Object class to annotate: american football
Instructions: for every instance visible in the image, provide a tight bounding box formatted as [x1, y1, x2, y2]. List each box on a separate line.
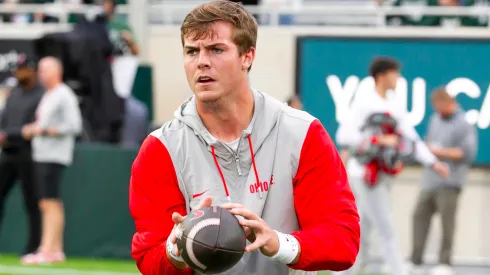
[175, 206, 246, 274]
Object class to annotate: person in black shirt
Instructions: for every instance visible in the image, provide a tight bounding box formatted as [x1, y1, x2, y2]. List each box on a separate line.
[0, 54, 44, 261]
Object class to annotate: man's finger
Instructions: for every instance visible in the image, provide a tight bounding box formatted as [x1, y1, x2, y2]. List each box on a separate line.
[173, 244, 181, 256]
[245, 239, 265, 253]
[220, 203, 245, 210]
[172, 212, 185, 224]
[239, 219, 262, 230]
[245, 229, 257, 243]
[169, 233, 177, 243]
[168, 224, 177, 243]
[199, 196, 213, 208]
[244, 226, 252, 237]
[231, 207, 260, 221]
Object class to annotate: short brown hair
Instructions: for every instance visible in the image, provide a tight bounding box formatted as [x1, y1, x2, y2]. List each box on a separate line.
[431, 86, 454, 102]
[180, 0, 258, 57]
[369, 56, 400, 79]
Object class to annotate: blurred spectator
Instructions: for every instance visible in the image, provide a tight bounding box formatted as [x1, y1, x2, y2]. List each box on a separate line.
[0, 54, 43, 261]
[409, 87, 478, 275]
[286, 94, 303, 110]
[34, 0, 82, 24]
[230, 0, 260, 5]
[97, 0, 139, 56]
[93, 0, 148, 148]
[21, 56, 82, 265]
[1, 0, 35, 23]
[435, 0, 485, 27]
[0, 77, 18, 112]
[386, 0, 488, 27]
[120, 96, 149, 148]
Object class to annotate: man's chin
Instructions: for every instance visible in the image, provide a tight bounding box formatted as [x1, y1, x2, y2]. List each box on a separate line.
[195, 90, 222, 103]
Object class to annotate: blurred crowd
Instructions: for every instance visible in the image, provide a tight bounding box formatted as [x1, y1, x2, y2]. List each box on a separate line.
[0, 0, 148, 148]
[0, 0, 127, 24]
[380, 0, 490, 28]
[0, 0, 150, 265]
[1, 0, 488, 28]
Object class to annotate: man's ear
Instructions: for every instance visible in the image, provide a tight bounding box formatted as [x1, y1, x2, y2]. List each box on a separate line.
[242, 47, 255, 71]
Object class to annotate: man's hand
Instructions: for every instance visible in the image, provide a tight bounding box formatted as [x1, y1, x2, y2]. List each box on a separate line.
[221, 203, 279, 257]
[432, 161, 450, 178]
[45, 128, 59, 136]
[167, 196, 213, 269]
[21, 124, 36, 140]
[121, 30, 134, 45]
[22, 123, 44, 140]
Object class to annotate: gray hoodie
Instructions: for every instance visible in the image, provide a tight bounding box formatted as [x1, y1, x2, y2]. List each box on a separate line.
[129, 90, 360, 275]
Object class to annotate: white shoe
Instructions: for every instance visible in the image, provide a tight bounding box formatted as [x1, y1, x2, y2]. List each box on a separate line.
[430, 265, 454, 275]
[406, 261, 425, 275]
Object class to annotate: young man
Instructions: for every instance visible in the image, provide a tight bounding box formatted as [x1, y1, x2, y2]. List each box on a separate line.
[409, 88, 477, 275]
[21, 57, 82, 265]
[335, 57, 449, 275]
[129, 1, 360, 275]
[335, 135, 376, 275]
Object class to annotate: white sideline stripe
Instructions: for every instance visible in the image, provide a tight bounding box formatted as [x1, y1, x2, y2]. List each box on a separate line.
[0, 265, 141, 275]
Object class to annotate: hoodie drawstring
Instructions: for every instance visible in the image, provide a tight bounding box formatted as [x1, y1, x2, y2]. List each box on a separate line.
[211, 146, 231, 202]
[247, 135, 262, 199]
[210, 134, 262, 202]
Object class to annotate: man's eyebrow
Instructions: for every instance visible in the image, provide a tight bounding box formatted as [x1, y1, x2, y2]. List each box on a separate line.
[184, 43, 228, 49]
[206, 43, 227, 48]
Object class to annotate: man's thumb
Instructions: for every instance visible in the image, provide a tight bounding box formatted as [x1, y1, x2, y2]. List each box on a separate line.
[172, 212, 184, 224]
[199, 196, 213, 208]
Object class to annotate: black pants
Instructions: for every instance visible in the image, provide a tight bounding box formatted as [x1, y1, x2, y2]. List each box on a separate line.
[0, 151, 41, 255]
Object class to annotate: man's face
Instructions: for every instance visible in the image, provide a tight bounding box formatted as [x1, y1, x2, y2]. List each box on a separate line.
[183, 21, 254, 103]
[289, 99, 303, 110]
[102, 0, 114, 15]
[37, 62, 52, 87]
[432, 99, 454, 117]
[15, 67, 35, 85]
[384, 69, 400, 90]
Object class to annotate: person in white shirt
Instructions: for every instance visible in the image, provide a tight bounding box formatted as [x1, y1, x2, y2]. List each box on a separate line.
[334, 57, 449, 275]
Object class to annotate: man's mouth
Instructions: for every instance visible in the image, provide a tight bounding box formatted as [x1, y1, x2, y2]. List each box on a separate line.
[197, 76, 215, 84]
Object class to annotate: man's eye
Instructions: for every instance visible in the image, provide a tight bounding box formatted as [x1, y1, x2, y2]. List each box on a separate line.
[212, 48, 223, 53]
[187, 49, 197, 55]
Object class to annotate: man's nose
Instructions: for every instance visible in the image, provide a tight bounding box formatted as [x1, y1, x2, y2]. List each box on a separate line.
[197, 51, 211, 69]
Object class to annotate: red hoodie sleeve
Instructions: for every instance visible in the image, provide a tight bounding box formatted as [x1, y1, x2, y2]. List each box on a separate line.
[129, 135, 193, 275]
[288, 119, 360, 271]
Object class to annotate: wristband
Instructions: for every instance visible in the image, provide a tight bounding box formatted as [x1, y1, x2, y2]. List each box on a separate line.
[269, 230, 299, 265]
[166, 229, 184, 262]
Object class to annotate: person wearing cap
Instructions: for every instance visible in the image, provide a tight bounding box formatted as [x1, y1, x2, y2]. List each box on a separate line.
[0, 54, 44, 261]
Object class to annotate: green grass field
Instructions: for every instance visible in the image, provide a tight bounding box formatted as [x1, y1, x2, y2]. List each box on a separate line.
[0, 254, 139, 275]
[0, 254, 380, 275]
